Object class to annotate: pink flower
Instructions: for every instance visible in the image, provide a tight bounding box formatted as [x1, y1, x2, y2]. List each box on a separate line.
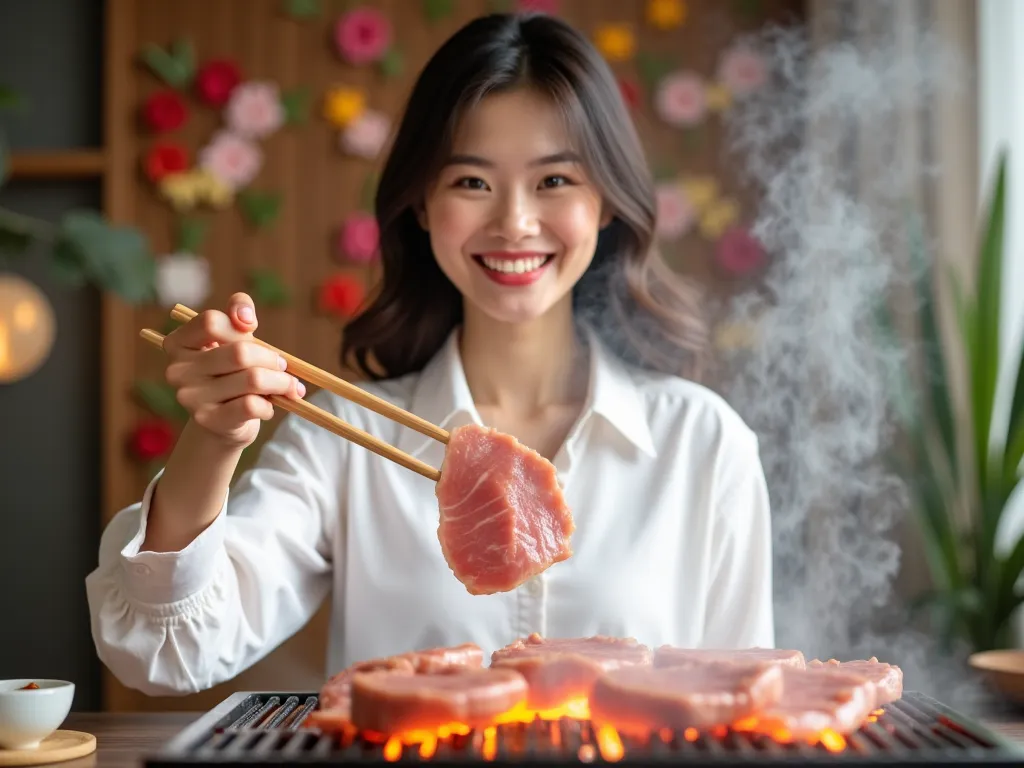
[654, 71, 707, 127]
[335, 7, 392, 65]
[340, 109, 391, 159]
[516, 0, 560, 13]
[199, 131, 262, 190]
[716, 226, 767, 277]
[718, 46, 768, 97]
[338, 212, 380, 263]
[655, 184, 696, 241]
[225, 81, 285, 139]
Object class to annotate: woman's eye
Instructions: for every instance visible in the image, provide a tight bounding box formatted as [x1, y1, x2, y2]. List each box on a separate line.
[455, 177, 489, 190]
[541, 175, 571, 188]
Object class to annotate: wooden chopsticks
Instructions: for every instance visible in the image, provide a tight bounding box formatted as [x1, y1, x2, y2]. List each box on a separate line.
[139, 309, 447, 483]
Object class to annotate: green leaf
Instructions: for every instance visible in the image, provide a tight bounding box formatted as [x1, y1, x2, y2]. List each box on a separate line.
[284, 0, 321, 18]
[281, 87, 311, 125]
[48, 239, 87, 288]
[56, 210, 156, 303]
[176, 216, 208, 253]
[170, 37, 197, 85]
[972, 151, 1007, 496]
[908, 211, 958, 483]
[360, 173, 379, 212]
[0, 213, 34, 258]
[133, 380, 189, 423]
[248, 268, 292, 308]
[422, 0, 454, 22]
[995, 497, 1024, 629]
[378, 48, 404, 78]
[140, 42, 191, 88]
[1005, 329, 1024, 485]
[0, 85, 20, 110]
[636, 52, 673, 91]
[238, 190, 282, 230]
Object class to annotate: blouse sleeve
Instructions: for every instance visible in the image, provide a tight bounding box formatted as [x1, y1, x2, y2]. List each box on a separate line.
[85, 389, 344, 696]
[701, 425, 776, 649]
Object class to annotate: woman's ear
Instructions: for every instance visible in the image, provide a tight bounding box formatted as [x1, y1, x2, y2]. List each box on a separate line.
[599, 204, 614, 230]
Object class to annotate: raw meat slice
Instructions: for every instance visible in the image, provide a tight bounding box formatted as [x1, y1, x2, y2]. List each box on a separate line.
[654, 646, 806, 670]
[350, 667, 528, 733]
[401, 642, 485, 673]
[435, 424, 574, 595]
[589, 661, 784, 737]
[310, 656, 417, 732]
[759, 667, 878, 736]
[491, 635, 652, 709]
[808, 657, 903, 704]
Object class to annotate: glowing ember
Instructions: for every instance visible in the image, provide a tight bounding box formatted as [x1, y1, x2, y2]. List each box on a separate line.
[382, 735, 401, 762]
[482, 726, 497, 761]
[595, 725, 624, 762]
[683, 727, 699, 742]
[818, 729, 847, 752]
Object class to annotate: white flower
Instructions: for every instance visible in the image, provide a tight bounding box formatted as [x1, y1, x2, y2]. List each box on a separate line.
[340, 109, 392, 159]
[155, 252, 211, 308]
[225, 81, 285, 139]
[199, 130, 263, 190]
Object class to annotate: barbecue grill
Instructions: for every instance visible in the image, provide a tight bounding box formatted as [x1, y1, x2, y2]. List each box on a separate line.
[144, 690, 1023, 767]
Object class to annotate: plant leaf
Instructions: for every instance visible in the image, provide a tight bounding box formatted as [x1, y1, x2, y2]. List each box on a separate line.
[908, 211, 958, 482]
[176, 216, 208, 253]
[0, 213, 34, 258]
[972, 151, 1007, 497]
[422, 0, 454, 22]
[1005, 329, 1024, 486]
[133, 380, 189, 422]
[281, 87, 311, 125]
[238, 190, 282, 230]
[248, 268, 291, 308]
[378, 48, 404, 78]
[170, 37, 197, 86]
[284, 0, 321, 18]
[56, 210, 156, 303]
[994, 514, 1024, 630]
[140, 42, 190, 88]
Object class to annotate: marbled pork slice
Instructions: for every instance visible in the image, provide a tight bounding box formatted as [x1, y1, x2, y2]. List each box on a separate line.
[435, 424, 574, 595]
[808, 657, 903, 704]
[654, 646, 806, 670]
[759, 667, 878, 736]
[491, 634, 652, 709]
[589, 662, 784, 737]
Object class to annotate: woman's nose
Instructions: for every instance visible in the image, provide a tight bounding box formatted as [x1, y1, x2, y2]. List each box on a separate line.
[489, 191, 540, 241]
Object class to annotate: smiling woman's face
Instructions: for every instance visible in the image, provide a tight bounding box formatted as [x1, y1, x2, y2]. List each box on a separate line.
[420, 88, 609, 325]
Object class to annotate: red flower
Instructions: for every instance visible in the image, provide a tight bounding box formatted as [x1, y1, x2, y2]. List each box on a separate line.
[143, 141, 188, 182]
[130, 419, 177, 461]
[195, 59, 242, 106]
[716, 226, 767, 277]
[319, 274, 366, 318]
[619, 77, 642, 111]
[142, 89, 188, 133]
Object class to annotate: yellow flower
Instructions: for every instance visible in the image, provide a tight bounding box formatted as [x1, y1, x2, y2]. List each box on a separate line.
[714, 321, 757, 351]
[679, 175, 719, 212]
[647, 0, 687, 30]
[704, 83, 733, 112]
[195, 169, 234, 209]
[594, 24, 635, 62]
[159, 171, 202, 211]
[323, 86, 366, 128]
[698, 197, 739, 240]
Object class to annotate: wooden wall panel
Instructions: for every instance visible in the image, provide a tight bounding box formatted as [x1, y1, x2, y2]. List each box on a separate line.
[101, 0, 805, 711]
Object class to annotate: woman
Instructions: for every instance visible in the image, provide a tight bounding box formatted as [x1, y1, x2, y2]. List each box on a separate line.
[86, 12, 773, 697]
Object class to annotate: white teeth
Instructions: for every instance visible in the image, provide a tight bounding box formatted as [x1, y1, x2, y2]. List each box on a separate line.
[480, 255, 548, 273]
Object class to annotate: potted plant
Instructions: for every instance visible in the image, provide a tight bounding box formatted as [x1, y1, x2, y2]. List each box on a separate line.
[886, 148, 1024, 652]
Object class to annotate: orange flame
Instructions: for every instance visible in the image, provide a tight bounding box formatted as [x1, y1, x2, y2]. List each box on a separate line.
[595, 725, 624, 762]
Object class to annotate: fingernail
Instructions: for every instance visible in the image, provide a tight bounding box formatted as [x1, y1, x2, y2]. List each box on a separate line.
[278, 356, 287, 370]
[297, 380, 306, 397]
[238, 306, 255, 323]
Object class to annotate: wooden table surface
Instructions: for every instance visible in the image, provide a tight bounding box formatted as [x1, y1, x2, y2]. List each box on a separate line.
[5, 711, 1019, 767]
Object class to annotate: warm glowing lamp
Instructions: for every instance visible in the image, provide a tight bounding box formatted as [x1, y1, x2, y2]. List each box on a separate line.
[0, 274, 56, 384]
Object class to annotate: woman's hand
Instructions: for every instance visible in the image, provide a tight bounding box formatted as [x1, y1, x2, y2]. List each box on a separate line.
[162, 292, 305, 448]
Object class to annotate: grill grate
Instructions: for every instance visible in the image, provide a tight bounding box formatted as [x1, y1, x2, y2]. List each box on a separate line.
[144, 691, 1023, 767]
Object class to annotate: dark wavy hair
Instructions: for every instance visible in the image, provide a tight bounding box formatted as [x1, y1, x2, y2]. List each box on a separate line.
[341, 12, 707, 380]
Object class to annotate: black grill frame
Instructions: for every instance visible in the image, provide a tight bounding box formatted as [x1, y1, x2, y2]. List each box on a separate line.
[143, 690, 1024, 767]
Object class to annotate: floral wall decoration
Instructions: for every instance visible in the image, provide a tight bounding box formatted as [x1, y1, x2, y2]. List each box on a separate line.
[123, 0, 793, 473]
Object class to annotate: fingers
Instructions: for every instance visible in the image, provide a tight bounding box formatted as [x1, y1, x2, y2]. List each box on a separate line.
[228, 292, 257, 334]
[193, 395, 275, 434]
[164, 309, 245, 353]
[165, 341, 286, 385]
[177, 368, 305, 413]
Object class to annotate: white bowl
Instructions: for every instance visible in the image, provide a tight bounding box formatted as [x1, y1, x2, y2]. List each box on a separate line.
[0, 680, 75, 750]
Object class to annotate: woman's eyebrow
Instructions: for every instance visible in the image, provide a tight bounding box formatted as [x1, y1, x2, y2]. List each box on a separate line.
[443, 150, 582, 168]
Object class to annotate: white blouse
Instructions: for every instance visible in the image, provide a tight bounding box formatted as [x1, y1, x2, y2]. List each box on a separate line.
[86, 328, 775, 697]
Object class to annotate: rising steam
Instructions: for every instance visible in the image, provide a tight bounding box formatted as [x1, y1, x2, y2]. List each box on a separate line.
[716, 7, 992, 711]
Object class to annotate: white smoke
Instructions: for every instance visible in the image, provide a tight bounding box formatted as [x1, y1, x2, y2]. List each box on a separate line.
[715, 10, 995, 713]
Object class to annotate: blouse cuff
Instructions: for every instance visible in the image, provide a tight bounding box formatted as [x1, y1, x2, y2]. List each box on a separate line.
[118, 470, 229, 605]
